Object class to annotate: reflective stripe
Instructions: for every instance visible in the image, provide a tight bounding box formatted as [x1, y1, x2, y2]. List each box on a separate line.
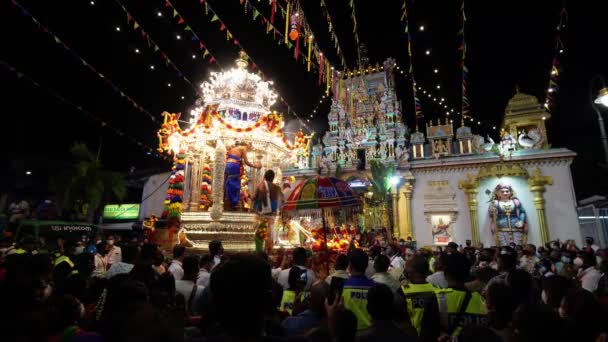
[437, 291, 449, 328]
[434, 289, 488, 335]
[54, 255, 75, 268]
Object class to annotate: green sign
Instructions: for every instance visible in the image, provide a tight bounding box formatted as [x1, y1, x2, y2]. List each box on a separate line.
[103, 204, 140, 220]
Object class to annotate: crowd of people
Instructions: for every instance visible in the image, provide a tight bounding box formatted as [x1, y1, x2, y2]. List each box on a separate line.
[0, 232, 607, 341]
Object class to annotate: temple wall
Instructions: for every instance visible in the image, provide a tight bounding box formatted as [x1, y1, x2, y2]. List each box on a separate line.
[409, 149, 581, 247]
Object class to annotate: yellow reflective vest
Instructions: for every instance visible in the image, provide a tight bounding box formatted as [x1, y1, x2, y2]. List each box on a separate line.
[435, 288, 488, 336]
[279, 290, 296, 315]
[401, 282, 438, 335]
[343, 286, 372, 330]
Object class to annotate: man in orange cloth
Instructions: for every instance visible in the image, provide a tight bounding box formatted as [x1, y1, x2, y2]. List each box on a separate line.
[225, 141, 261, 210]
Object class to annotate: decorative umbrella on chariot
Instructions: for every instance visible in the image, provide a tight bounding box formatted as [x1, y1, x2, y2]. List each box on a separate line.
[283, 176, 362, 265]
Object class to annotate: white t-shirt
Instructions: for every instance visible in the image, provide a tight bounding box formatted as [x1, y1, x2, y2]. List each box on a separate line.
[426, 271, 448, 289]
[277, 265, 315, 290]
[197, 269, 211, 287]
[175, 280, 204, 314]
[168, 260, 184, 280]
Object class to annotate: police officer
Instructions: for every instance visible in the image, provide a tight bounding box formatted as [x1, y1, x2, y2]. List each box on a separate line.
[435, 252, 488, 337]
[343, 248, 375, 331]
[279, 266, 308, 315]
[400, 255, 440, 342]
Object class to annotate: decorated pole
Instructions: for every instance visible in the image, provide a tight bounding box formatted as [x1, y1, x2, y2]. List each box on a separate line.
[210, 140, 226, 222]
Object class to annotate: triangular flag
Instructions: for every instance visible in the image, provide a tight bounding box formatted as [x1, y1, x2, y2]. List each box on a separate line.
[54, 36, 61, 43]
[220, 23, 226, 31]
[173, 9, 178, 17]
[154, 45, 159, 51]
[227, 31, 232, 40]
[134, 21, 139, 29]
[184, 25, 192, 31]
[199, 42, 205, 50]
[165, 1, 171, 7]
[253, 8, 259, 20]
[211, 14, 219, 22]
[233, 39, 239, 45]
[177, 17, 185, 24]
[16, 72, 23, 78]
[203, 49, 210, 57]
[209, 57, 216, 63]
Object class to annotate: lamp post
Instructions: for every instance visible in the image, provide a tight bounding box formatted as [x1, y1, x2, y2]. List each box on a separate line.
[591, 75, 608, 166]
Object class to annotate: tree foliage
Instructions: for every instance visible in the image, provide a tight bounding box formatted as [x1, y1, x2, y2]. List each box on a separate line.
[369, 160, 395, 203]
[51, 142, 126, 222]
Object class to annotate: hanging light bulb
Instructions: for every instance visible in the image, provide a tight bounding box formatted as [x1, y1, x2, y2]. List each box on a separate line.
[434, 68, 439, 74]
[419, 25, 425, 31]
[425, 50, 431, 55]
[157, 11, 163, 17]
[135, 48, 140, 54]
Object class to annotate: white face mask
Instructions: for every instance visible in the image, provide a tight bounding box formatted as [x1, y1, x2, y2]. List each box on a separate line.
[573, 257, 584, 267]
[500, 251, 508, 255]
[74, 246, 85, 255]
[541, 290, 548, 304]
[597, 256, 602, 266]
[107, 239, 114, 246]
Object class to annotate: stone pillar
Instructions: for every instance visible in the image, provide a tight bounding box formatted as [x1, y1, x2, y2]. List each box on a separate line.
[458, 174, 481, 246]
[399, 180, 414, 240]
[528, 168, 553, 245]
[210, 141, 226, 222]
[391, 184, 400, 239]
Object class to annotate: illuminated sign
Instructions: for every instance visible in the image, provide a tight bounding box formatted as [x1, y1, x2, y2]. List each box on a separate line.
[103, 204, 140, 220]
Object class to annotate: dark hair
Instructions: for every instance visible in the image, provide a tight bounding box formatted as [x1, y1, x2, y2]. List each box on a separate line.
[209, 240, 223, 256]
[292, 247, 308, 266]
[506, 269, 533, 305]
[199, 254, 213, 268]
[140, 243, 158, 262]
[513, 303, 561, 341]
[541, 275, 574, 309]
[486, 282, 516, 330]
[122, 244, 138, 264]
[348, 249, 368, 274]
[367, 283, 394, 320]
[172, 245, 186, 259]
[578, 251, 597, 267]
[183, 255, 200, 279]
[209, 254, 272, 338]
[411, 255, 430, 276]
[368, 245, 382, 259]
[288, 266, 307, 291]
[336, 309, 358, 342]
[264, 170, 275, 182]
[373, 254, 390, 273]
[497, 252, 517, 272]
[335, 254, 349, 271]
[443, 252, 470, 283]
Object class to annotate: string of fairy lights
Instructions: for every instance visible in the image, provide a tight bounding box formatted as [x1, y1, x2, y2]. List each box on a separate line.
[11, 0, 567, 153]
[0, 59, 170, 161]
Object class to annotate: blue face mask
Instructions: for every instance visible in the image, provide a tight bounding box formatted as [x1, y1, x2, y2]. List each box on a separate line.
[561, 256, 570, 264]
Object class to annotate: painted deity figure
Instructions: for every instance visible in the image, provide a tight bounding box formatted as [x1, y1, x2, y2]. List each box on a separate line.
[489, 183, 527, 246]
[225, 142, 262, 210]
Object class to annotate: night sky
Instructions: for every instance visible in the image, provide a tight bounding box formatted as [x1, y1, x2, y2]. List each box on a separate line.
[1, 0, 607, 200]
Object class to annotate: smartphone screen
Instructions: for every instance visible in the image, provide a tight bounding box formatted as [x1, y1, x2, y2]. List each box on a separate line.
[328, 276, 345, 303]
